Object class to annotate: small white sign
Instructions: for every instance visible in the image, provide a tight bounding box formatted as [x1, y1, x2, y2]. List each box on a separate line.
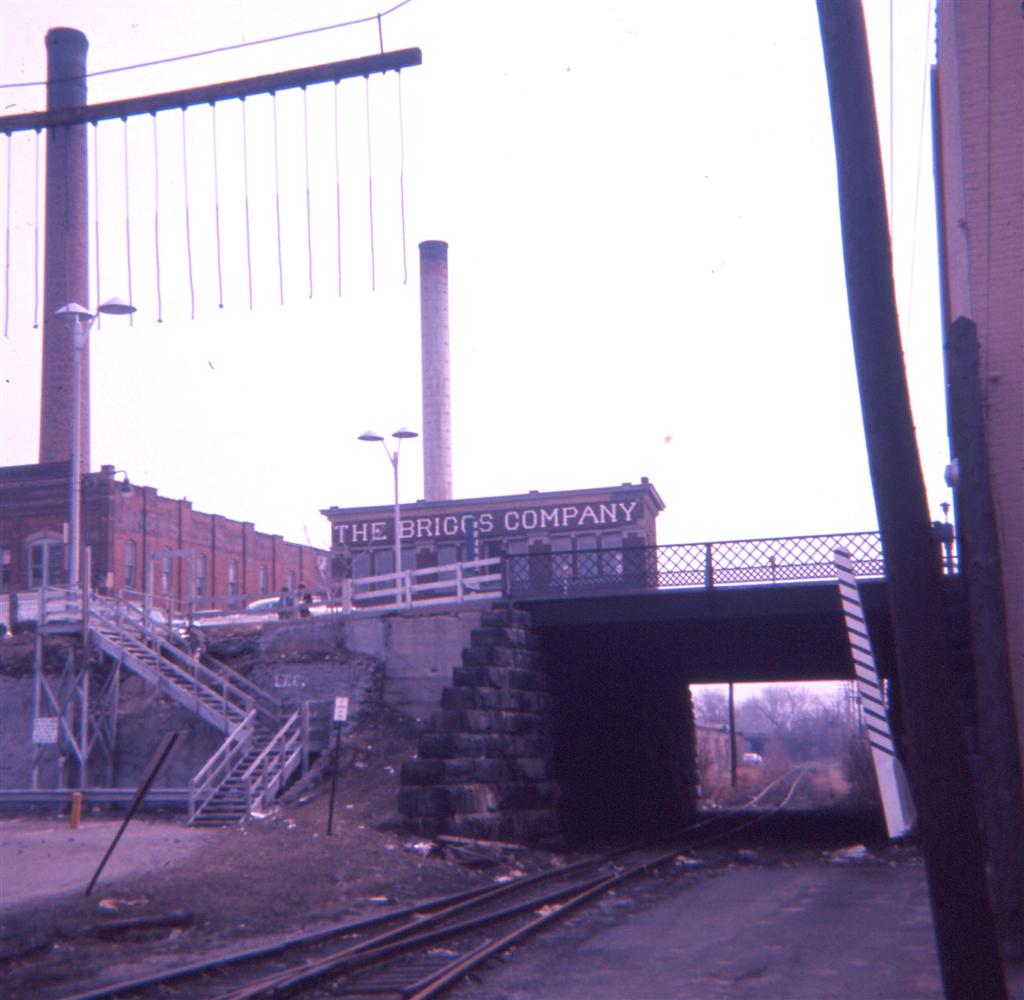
[333, 696, 350, 723]
[32, 717, 59, 744]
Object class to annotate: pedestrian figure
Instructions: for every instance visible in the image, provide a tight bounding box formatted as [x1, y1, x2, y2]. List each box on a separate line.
[279, 585, 297, 621]
[298, 583, 313, 619]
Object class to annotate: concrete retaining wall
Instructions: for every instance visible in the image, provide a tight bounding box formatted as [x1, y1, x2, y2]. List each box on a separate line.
[0, 606, 487, 792]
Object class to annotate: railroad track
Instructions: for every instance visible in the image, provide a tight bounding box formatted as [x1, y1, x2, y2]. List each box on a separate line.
[59, 787, 809, 1000]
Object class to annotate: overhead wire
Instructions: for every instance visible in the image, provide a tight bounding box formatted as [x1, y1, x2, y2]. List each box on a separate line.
[334, 82, 342, 297]
[3, 135, 10, 338]
[242, 98, 254, 309]
[33, 130, 40, 328]
[181, 108, 196, 319]
[211, 102, 224, 308]
[0, 0, 416, 91]
[272, 91, 285, 305]
[303, 87, 313, 299]
[92, 123, 101, 324]
[398, 72, 408, 285]
[122, 118, 134, 326]
[152, 114, 163, 322]
[365, 76, 376, 292]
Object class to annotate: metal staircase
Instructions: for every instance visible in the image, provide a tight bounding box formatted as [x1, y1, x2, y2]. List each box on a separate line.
[85, 594, 305, 825]
[188, 710, 304, 826]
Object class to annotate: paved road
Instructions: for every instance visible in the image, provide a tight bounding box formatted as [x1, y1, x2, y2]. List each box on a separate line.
[460, 859, 1022, 1000]
[0, 817, 212, 910]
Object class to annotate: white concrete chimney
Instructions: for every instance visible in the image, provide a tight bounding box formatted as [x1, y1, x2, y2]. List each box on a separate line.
[419, 240, 452, 501]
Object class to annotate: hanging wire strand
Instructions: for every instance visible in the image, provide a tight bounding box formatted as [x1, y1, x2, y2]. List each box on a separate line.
[33, 130, 40, 328]
[303, 87, 313, 299]
[211, 102, 224, 308]
[3, 135, 11, 338]
[365, 76, 376, 292]
[92, 122, 102, 327]
[123, 118, 134, 325]
[152, 114, 163, 322]
[334, 81, 342, 297]
[397, 72, 408, 285]
[272, 91, 285, 305]
[0, 0, 416, 91]
[181, 108, 196, 319]
[62, 126, 71, 317]
[242, 98, 254, 309]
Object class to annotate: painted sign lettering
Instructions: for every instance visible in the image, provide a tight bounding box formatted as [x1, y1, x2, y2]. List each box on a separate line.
[333, 500, 641, 546]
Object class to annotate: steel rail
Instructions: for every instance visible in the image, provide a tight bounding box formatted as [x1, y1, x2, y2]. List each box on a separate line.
[217, 868, 629, 999]
[57, 853, 613, 1000]
[58, 800, 812, 1000]
[57, 878, 529, 1000]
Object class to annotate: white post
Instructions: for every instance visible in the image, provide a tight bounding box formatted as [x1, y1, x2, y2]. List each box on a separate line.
[68, 313, 86, 589]
[392, 450, 402, 601]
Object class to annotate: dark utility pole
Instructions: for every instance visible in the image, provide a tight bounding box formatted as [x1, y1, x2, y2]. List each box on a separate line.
[946, 316, 1024, 946]
[816, 3, 1005, 998]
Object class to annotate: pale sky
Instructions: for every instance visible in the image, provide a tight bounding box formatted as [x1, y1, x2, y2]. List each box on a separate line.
[1, 0, 948, 551]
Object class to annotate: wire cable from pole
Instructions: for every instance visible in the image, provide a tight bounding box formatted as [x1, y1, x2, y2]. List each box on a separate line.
[242, 98, 254, 310]
[123, 117, 134, 326]
[365, 75, 376, 292]
[211, 102, 224, 308]
[272, 91, 285, 306]
[152, 113, 163, 322]
[181, 107, 196, 320]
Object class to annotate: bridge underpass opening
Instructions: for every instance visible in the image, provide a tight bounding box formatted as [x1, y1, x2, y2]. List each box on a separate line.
[544, 637, 698, 845]
[532, 609, 898, 846]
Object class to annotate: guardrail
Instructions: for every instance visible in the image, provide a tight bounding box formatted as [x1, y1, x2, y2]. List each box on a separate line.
[505, 531, 893, 598]
[189, 710, 257, 823]
[90, 598, 256, 722]
[243, 711, 304, 816]
[3, 530, 957, 624]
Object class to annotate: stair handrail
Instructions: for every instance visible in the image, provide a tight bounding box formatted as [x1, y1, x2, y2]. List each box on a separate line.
[89, 600, 256, 724]
[241, 710, 304, 815]
[99, 591, 281, 726]
[189, 709, 257, 823]
[189, 649, 280, 727]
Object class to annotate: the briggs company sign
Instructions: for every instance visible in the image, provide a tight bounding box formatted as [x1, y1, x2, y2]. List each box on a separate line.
[333, 499, 643, 546]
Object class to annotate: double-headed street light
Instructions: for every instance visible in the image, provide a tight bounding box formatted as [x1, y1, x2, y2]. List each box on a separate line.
[358, 428, 419, 590]
[56, 297, 136, 588]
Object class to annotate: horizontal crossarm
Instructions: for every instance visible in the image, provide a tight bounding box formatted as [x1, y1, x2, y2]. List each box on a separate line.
[0, 47, 422, 134]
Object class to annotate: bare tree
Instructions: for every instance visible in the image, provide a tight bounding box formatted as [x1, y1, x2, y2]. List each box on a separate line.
[693, 688, 729, 726]
[747, 685, 814, 733]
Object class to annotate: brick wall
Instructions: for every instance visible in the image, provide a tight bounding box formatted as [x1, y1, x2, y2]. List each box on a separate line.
[936, 1, 1024, 760]
[0, 462, 326, 611]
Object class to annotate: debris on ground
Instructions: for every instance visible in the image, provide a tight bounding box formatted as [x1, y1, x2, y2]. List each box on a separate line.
[826, 844, 871, 864]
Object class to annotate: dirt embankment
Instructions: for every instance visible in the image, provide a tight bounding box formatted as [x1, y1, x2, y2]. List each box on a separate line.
[1, 706, 562, 998]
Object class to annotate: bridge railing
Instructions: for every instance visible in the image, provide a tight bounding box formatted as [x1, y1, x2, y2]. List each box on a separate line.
[505, 531, 888, 599]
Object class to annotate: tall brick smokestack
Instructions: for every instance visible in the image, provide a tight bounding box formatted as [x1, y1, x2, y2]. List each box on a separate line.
[419, 240, 452, 501]
[39, 27, 90, 472]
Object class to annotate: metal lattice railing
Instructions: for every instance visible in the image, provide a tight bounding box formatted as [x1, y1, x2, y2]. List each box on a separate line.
[505, 531, 892, 599]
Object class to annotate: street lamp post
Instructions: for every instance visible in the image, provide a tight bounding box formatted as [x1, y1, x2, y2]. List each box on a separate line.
[358, 428, 418, 598]
[56, 298, 136, 589]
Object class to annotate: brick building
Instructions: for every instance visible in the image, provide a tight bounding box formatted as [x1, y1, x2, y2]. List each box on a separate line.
[0, 461, 327, 612]
[322, 479, 664, 594]
[934, 1, 1023, 763]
